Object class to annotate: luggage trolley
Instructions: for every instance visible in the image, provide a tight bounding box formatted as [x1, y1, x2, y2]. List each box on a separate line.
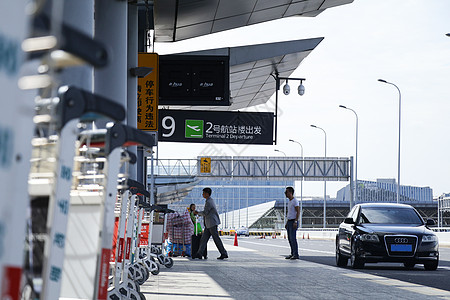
[0, 2, 35, 298]
[25, 87, 125, 300]
[135, 202, 175, 271]
[60, 124, 156, 299]
[126, 184, 159, 286]
[109, 181, 150, 299]
[94, 125, 156, 299]
[145, 205, 175, 268]
[19, 4, 113, 298]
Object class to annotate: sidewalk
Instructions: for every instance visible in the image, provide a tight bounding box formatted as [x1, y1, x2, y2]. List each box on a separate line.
[140, 237, 450, 300]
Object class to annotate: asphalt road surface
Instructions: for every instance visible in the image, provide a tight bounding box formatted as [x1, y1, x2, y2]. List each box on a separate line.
[235, 236, 450, 292]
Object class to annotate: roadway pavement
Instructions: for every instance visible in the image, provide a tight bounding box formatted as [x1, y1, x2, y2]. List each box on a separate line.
[141, 236, 450, 299]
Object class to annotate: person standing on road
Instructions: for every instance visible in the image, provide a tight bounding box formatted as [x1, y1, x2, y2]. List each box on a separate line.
[193, 187, 228, 260]
[285, 186, 300, 260]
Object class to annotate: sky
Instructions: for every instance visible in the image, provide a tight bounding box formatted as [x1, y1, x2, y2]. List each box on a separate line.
[154, 0, 450, 198]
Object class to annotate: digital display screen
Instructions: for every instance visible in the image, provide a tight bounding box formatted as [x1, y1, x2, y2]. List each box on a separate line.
[159, 55, 230, 106]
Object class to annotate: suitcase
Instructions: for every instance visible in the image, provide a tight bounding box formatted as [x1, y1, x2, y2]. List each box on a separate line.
[191, 234, 207, 258]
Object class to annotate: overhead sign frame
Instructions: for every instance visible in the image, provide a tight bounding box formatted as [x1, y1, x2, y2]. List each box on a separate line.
[158, 109, 274, 145]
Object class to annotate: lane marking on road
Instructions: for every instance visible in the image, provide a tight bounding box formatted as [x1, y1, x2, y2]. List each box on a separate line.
[345, 272, 450, 297]
[239, 240, 335, 255]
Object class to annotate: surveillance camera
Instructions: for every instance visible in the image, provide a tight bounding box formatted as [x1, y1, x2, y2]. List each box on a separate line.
[298, 84, 305, 96]
[283, 83, 290, 95]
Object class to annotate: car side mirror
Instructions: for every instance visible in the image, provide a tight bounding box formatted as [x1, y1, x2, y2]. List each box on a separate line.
[344, 217, 355, 224]
[426, 219, 435, 226]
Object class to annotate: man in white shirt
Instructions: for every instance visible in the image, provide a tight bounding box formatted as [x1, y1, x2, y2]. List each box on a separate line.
[285, 186, 300, 259]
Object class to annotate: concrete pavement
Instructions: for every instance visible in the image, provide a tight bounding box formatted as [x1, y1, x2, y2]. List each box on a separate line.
[141, 237, 450, 300]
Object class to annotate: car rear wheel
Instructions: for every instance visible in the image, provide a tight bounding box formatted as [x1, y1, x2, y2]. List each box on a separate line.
[335, 240, 348, 267]
[403, 262, 415, 269]
[350, 242, 364, 269]
[424, 259, 438, 271]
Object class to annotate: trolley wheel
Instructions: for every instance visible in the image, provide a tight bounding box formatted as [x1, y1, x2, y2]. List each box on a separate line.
[21, 284, 34, 300]
[151, 263, 160, 275]
[164, 257, 174, 268]
[139, 292, 146, 300]
[128, 281, 140, 293]
[136, 273, 146, 285]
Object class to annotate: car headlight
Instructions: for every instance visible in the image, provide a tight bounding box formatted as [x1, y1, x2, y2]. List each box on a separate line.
[422, 235, 438, 243]
[360, 233, 380, 242]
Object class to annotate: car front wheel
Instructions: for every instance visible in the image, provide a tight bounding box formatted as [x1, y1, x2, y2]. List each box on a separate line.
[350, 241, 365, 269]
[336, 242, 348, 267]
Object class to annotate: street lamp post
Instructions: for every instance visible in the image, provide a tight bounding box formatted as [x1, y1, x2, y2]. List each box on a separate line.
[310, 125, 327, 228]
[339, 105, 358, 208]
[288, 139, 303, 228]
[274, 149, 287, 226]
[378, 79, 401, 204]
[274, 149, 287, 157]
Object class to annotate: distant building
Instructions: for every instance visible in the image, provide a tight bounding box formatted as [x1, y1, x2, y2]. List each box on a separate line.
[437, 193, 450, 227]
[336, 179, 433, 203]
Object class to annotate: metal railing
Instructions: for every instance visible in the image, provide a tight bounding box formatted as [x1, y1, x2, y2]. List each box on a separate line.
[153, 159, 197, 176]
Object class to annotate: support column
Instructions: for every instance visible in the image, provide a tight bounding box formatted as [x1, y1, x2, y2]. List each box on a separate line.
[94, 0, 128, 112]
[127, 4, 138, 180]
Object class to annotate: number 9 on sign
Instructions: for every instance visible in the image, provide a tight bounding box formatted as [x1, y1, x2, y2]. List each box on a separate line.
[162, 116, 175, 137]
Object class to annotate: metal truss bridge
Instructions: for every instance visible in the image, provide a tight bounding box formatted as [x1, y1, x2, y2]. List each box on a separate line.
[153, 156, 353, 181]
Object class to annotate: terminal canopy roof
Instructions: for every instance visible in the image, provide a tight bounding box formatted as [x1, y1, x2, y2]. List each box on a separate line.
[161, 37, 323, 111]
[154, 0, 354, 42]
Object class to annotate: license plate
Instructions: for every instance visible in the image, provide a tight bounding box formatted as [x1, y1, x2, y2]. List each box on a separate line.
[391, 244, 412, 252]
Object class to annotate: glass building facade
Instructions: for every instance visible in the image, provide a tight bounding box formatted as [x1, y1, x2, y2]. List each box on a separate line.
[169, 178, 295, 228]
[336, 179, 433, 203]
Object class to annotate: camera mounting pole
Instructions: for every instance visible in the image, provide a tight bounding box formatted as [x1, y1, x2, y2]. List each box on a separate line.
[271, 73, 305, 144]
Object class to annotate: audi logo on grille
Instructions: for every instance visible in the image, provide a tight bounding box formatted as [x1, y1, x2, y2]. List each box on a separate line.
[394, 238, 409, 243]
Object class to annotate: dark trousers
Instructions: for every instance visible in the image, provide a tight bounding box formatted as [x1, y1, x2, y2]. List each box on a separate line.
[286, 220, 299, 257]
[197, 225, 227, 257]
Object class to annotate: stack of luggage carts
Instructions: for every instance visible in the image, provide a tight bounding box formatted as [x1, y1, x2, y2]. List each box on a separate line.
[166, 210, 194, 257]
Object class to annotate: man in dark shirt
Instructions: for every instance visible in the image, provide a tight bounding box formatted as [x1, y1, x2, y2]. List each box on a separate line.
[193, 187, 228, 260]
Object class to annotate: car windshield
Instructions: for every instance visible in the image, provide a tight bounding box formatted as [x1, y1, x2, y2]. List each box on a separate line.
[359, 207, 423, 225]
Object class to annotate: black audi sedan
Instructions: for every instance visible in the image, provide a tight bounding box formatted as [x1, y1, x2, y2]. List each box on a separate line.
[336, 203, 439, 270]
